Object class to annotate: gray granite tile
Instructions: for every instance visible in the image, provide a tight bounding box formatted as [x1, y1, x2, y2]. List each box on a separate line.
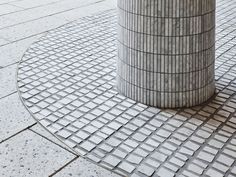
[52, 157, 121, 177]
[0, 93, 35, 142]
[30, 124, 75, 154]
[53, 0, 116, 22]
[118, 162, 135, 174]
[0, 4, 22, 16]
[0, 15, 67, 42]
[0, 35, 42, 67]
[138, 164, 155, 176]
[205, 168, 224, 177]
[0, 130, 75, 177]
[1, 0, 101, 28]
[0, 64, 17, 98]
[0, 37, 9, 46]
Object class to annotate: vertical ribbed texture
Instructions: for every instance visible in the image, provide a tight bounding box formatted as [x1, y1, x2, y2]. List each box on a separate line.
[117, 0, 216, 108]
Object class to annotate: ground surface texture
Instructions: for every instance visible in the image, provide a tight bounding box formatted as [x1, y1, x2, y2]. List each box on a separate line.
[0, 0, 119, 177]
[16, 0, 236, 177]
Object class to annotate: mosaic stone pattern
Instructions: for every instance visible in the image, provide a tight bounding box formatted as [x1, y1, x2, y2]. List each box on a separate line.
[17, 3, 236, 177]
[117, 0, 216, 108]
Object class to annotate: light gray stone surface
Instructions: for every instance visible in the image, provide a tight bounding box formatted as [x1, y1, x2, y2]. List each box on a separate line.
[0, 16, 15, 29]
[0, 15, 67, 42]
[9, 0, 65, 9]
[53, 157, 121, 177]
[0, 37, 9, 46]
[17, 6, 236, 176]
[117, 0, 216, 108]
[0, 0, 18, 4]
[2, 0, 102, 28]
[0, 0, 116, 43]
[0, 130, 75, 177]
[0, 35, 42, 67]
[0, 0, 118, 176]
[0, 0, 233, 176]
[53, 0, 116, 22]
[0, 93, 35, 142]
[30, 124, 75, 154]
[0, 64, 17, 98]
[0, 4, 22, 15]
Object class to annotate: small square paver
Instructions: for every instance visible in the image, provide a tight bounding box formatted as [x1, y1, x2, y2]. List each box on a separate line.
[125, 139, 139, 148]
[187, 164, 204, 175]
[132, 133, 147, 142]
[151, 152, 168, 162]
[127, 154, 143, 164]
[206, 168, 224, 177]
[197, 151, 215, 163]
[103, 155, 121, 167]
[138, 164, 155, 176]
[118, 162, 135, 173]
[113, 149, 128, 159]
[157, 167, 175, 177]
[76, 131, 90, 139]
[57, 129, 72, 139]
[217, 154, 234, 166]
[80, 141, 96, 152]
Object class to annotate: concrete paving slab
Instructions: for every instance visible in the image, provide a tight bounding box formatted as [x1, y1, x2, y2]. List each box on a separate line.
[0, 15, 67, 42]
[0, 0, 102, 29]
[0, 0, 20, 5]
[0, 35, 42, 67]
[0, 4, 23, 15]
[52, 157, 121, 177]
[0, 64, 17, 98]
[0, 93, 35, 142]
[0, 130, 75, 177]
[8, 0, 62, 9]
[0, 16, 16, 29]
[54, 0, 116, 21]
[0, 37, 9, 46]
[30, 123, 76, 154]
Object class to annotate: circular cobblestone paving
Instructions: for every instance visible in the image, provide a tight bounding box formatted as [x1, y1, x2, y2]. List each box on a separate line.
[17, 10, 236, 177]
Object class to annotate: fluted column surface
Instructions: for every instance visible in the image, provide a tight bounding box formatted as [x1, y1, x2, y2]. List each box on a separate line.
[117, 0, 216, 108]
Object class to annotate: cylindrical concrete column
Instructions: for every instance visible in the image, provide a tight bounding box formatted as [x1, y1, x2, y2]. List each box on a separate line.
[117, 0, 216, 108]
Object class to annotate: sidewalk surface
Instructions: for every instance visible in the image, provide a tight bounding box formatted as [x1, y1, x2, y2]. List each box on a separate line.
[1, 0, 236, 177]
[0, 0, 119, 176]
